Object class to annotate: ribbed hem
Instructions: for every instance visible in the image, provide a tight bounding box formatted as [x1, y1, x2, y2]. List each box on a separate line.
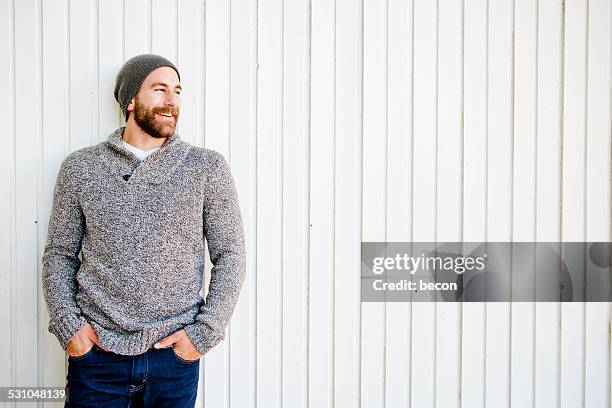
[90, 321, 184, 356]
[183, 321, 223, 356]
[49, 313, 87, 350]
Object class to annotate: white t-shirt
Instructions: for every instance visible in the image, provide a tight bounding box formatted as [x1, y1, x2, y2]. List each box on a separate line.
[122, 140, 160, 161]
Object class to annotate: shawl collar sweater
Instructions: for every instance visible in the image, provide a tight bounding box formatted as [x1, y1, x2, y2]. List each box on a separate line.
[42, 126, 246, 356]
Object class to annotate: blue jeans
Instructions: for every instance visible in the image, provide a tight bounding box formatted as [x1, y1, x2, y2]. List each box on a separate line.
[64, 344, 200, 407]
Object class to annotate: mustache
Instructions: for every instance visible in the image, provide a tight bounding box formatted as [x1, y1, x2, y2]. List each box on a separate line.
[153, 108, 178, 116]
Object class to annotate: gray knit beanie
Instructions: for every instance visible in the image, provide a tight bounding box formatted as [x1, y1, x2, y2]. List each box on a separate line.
[114, 54, 181, 120]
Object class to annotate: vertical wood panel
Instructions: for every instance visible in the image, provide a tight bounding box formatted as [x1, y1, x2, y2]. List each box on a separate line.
[385, 0, 412, 406]
[436, 0, 462, 406]
[256, 0, 283, 406]
[98, 0, 123, 139]
[14, 0, 41, 396]
[411, 0, 437, 406]
[534, 0, 563, 406]
[124, 0, 149, 58]
[510, 0, 537, 406]
[461, 0, 488, 406]
[228, 0, 258, 406]
[560, 1, 588, 407]
[151, 0, 177, 61]
[177, 0, 203, 147]
[584, 0, 612, 406]
[361, 0, 387, 406]
[310, 0, 336, 406]
[282, 0, 309, 407]
[69, 0, 96, 150]
[335, 1, 363, 407]
[486, 0, 513, 406]
[0, 0, 15, 394]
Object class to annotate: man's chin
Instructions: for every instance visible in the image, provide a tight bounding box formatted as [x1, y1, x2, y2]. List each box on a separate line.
[150, 126, 176, 139]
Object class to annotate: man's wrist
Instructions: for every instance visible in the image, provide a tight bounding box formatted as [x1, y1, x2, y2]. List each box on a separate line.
[183, 321, 223, 356]
[49, 313, 87, 350]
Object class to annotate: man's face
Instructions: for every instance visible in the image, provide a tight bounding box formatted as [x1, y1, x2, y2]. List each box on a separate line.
[127, 66, 181, 139]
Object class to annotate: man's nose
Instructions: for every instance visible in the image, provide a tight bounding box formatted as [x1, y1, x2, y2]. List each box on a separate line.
[164, 91, 179, 107]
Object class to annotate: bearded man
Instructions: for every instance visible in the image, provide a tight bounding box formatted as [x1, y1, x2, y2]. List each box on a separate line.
[42, 54, 246, 407]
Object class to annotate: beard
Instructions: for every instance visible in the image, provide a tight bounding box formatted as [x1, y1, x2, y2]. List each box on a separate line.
[132, 95, 179, 139]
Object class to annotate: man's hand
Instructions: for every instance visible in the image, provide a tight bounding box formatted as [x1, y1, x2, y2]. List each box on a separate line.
[154, 329, 202, 361]
[66, 323, 108, 357]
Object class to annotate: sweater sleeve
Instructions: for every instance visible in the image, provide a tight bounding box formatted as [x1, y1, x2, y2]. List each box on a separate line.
[41, 155, 88, 350]
[183, 152, 246, 355]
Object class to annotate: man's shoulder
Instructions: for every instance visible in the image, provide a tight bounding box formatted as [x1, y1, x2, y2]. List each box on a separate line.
[62, 145, 99, 170]
[187, 145, 227, 168]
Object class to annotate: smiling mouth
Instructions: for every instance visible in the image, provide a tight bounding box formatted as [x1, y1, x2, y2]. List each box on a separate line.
[155, 113, 175, 120]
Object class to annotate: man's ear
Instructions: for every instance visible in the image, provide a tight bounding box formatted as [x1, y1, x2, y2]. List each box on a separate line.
[127, 98, 135, 112]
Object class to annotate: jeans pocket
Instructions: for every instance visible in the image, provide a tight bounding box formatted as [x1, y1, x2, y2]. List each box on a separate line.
[171, 346, 199, 365]
[68, 344, 96, 361]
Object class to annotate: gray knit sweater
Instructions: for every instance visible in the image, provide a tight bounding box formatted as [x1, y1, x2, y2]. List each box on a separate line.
[42, 126, 246, 356]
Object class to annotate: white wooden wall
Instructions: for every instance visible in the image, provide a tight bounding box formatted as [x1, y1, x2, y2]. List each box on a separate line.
[0, 0, 610, 407]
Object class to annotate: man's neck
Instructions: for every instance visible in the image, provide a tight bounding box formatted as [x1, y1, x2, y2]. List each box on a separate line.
[123, 118, 168, 151]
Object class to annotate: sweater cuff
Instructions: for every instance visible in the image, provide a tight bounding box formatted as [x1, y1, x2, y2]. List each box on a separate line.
[183, 321, 224, 356]
[49, 313, 87, 350]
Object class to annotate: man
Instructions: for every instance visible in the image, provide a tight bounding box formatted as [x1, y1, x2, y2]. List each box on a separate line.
[41, 54, 246, 407]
